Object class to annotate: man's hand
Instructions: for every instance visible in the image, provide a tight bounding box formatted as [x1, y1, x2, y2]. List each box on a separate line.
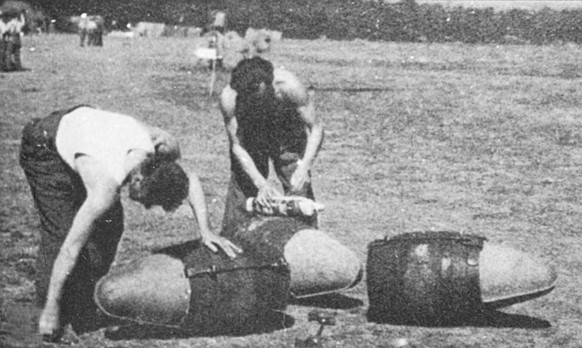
[257, 182, 281, 206]
[289, 162, 311, 194]
[201, 234, 243, 259]
[39, 305, 62, 341]
[149, 127, 181, 162]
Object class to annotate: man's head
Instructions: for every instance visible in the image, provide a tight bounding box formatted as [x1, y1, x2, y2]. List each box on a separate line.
[230, 56, 275, 98]
[128, 159, 189, 212]
[244, 28, 272, 56]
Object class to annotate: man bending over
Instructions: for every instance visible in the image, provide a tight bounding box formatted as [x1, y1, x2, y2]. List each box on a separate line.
[19, 105, 241, 341]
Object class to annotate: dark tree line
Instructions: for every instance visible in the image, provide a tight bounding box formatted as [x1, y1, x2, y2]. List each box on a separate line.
[5, 0, 582, 44]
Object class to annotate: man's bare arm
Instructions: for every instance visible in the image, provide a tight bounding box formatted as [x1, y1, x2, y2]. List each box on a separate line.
[274, 69, 324, 190]
[184, 168, 241, 258]
[220, 86, 281, 202]
[297, 88, 324, 170]
[39, 155, 120, 337]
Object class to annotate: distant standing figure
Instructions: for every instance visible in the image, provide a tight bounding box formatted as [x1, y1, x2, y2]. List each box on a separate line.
[77, 13, 104, 47]
[206, 29, 225, 69]
[0, 8, 25, 72]
[48, 19, 56, 34]
[19, 105, 241, 342]
[219, 57, 324, 235]
[209, 9, 227, 34]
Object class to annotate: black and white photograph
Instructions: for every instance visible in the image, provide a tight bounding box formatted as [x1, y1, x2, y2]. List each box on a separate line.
[1, 0, 579, 347]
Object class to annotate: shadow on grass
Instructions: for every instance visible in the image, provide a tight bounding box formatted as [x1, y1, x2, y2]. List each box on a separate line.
[367, 308, 551, 329]
[291, 293, 364, 310]
[104, 311, 295, 341]
[465, 309, 551, 329]
[1, 67, 31, 74]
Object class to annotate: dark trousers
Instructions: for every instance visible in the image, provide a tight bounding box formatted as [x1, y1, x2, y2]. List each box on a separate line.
[221, 149, 317, 238]
[19, 108, 124, 333]
[0, 39, 5, 71]
[1, 34, 22, 72]
[79, 30, 87, 47]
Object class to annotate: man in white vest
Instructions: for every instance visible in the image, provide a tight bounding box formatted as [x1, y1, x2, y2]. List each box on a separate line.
[19, 105, 241, 342]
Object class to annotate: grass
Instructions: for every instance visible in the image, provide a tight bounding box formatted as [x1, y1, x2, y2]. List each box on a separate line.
[1, 33, 582, 347]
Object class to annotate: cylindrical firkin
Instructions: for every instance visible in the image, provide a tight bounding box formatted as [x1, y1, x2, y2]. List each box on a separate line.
[94, 240, 290, 335]
[366, 231, 485, 325]
[367, 231, 558, 326]
[230, 216, 363, 298]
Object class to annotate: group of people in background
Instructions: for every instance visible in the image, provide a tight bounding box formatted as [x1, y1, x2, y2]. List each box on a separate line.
[74, 13, 104, 47]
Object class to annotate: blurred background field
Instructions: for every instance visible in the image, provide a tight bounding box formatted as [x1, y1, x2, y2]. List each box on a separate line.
[1, 33, 582, 347]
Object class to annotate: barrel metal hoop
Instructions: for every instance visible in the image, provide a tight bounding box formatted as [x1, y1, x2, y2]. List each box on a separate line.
[184, 257, 289, 278]
[369, 231, 487, 251]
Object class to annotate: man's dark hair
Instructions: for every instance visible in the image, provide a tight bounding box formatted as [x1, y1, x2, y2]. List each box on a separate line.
[230, 56, 274, 95]
[130, 160, 189, 211]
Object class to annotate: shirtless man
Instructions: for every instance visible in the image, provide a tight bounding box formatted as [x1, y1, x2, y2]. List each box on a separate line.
[19, 105, 241, 341]
[219, 57, 324, 235]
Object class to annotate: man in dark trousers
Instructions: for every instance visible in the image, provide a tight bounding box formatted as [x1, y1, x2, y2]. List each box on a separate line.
[0, 8, 25, 71]
[20, 105, 241, 342]
[219, 57, 324, 236]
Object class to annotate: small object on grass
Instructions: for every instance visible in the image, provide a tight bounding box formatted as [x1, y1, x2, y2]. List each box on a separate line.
[295, 310, 337, 347]
[390, 337, 412, 348]
[308, 309, 337, 327]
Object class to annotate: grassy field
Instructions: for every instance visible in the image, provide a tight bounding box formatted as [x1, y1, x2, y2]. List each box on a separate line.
[1, 33, 582, 347]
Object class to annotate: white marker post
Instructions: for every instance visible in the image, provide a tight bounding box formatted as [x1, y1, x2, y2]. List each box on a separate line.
[194, 47, 218, 96]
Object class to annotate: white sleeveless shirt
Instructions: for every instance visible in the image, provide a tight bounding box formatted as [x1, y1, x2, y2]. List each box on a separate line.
[56, 107, 155, 184]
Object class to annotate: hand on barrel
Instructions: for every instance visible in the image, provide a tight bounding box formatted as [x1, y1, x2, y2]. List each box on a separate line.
[201, 233, 242, 259]
[289, 165, 310, 194]
[256, 182, 282, 207]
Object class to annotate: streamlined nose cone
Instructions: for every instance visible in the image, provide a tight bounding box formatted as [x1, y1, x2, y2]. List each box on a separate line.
[94, 254, 191, 327]
[480, 243, 558, 308]
[284, 229, 363, 298]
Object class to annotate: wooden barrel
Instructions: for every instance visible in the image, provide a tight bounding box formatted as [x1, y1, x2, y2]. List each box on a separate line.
[367, 231, 558, 326]
[366, 231, 485, 325]
[229, 216, 363, 298]
[94, 240, 290, 335]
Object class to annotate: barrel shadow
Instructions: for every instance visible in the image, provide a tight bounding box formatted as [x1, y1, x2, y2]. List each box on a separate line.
[104, 311, 295, 340]
[367, 309, 551, 329]
[464, 309, 551, 329]
[153, 239, 203, 257]
[291, 293, 364, 310]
